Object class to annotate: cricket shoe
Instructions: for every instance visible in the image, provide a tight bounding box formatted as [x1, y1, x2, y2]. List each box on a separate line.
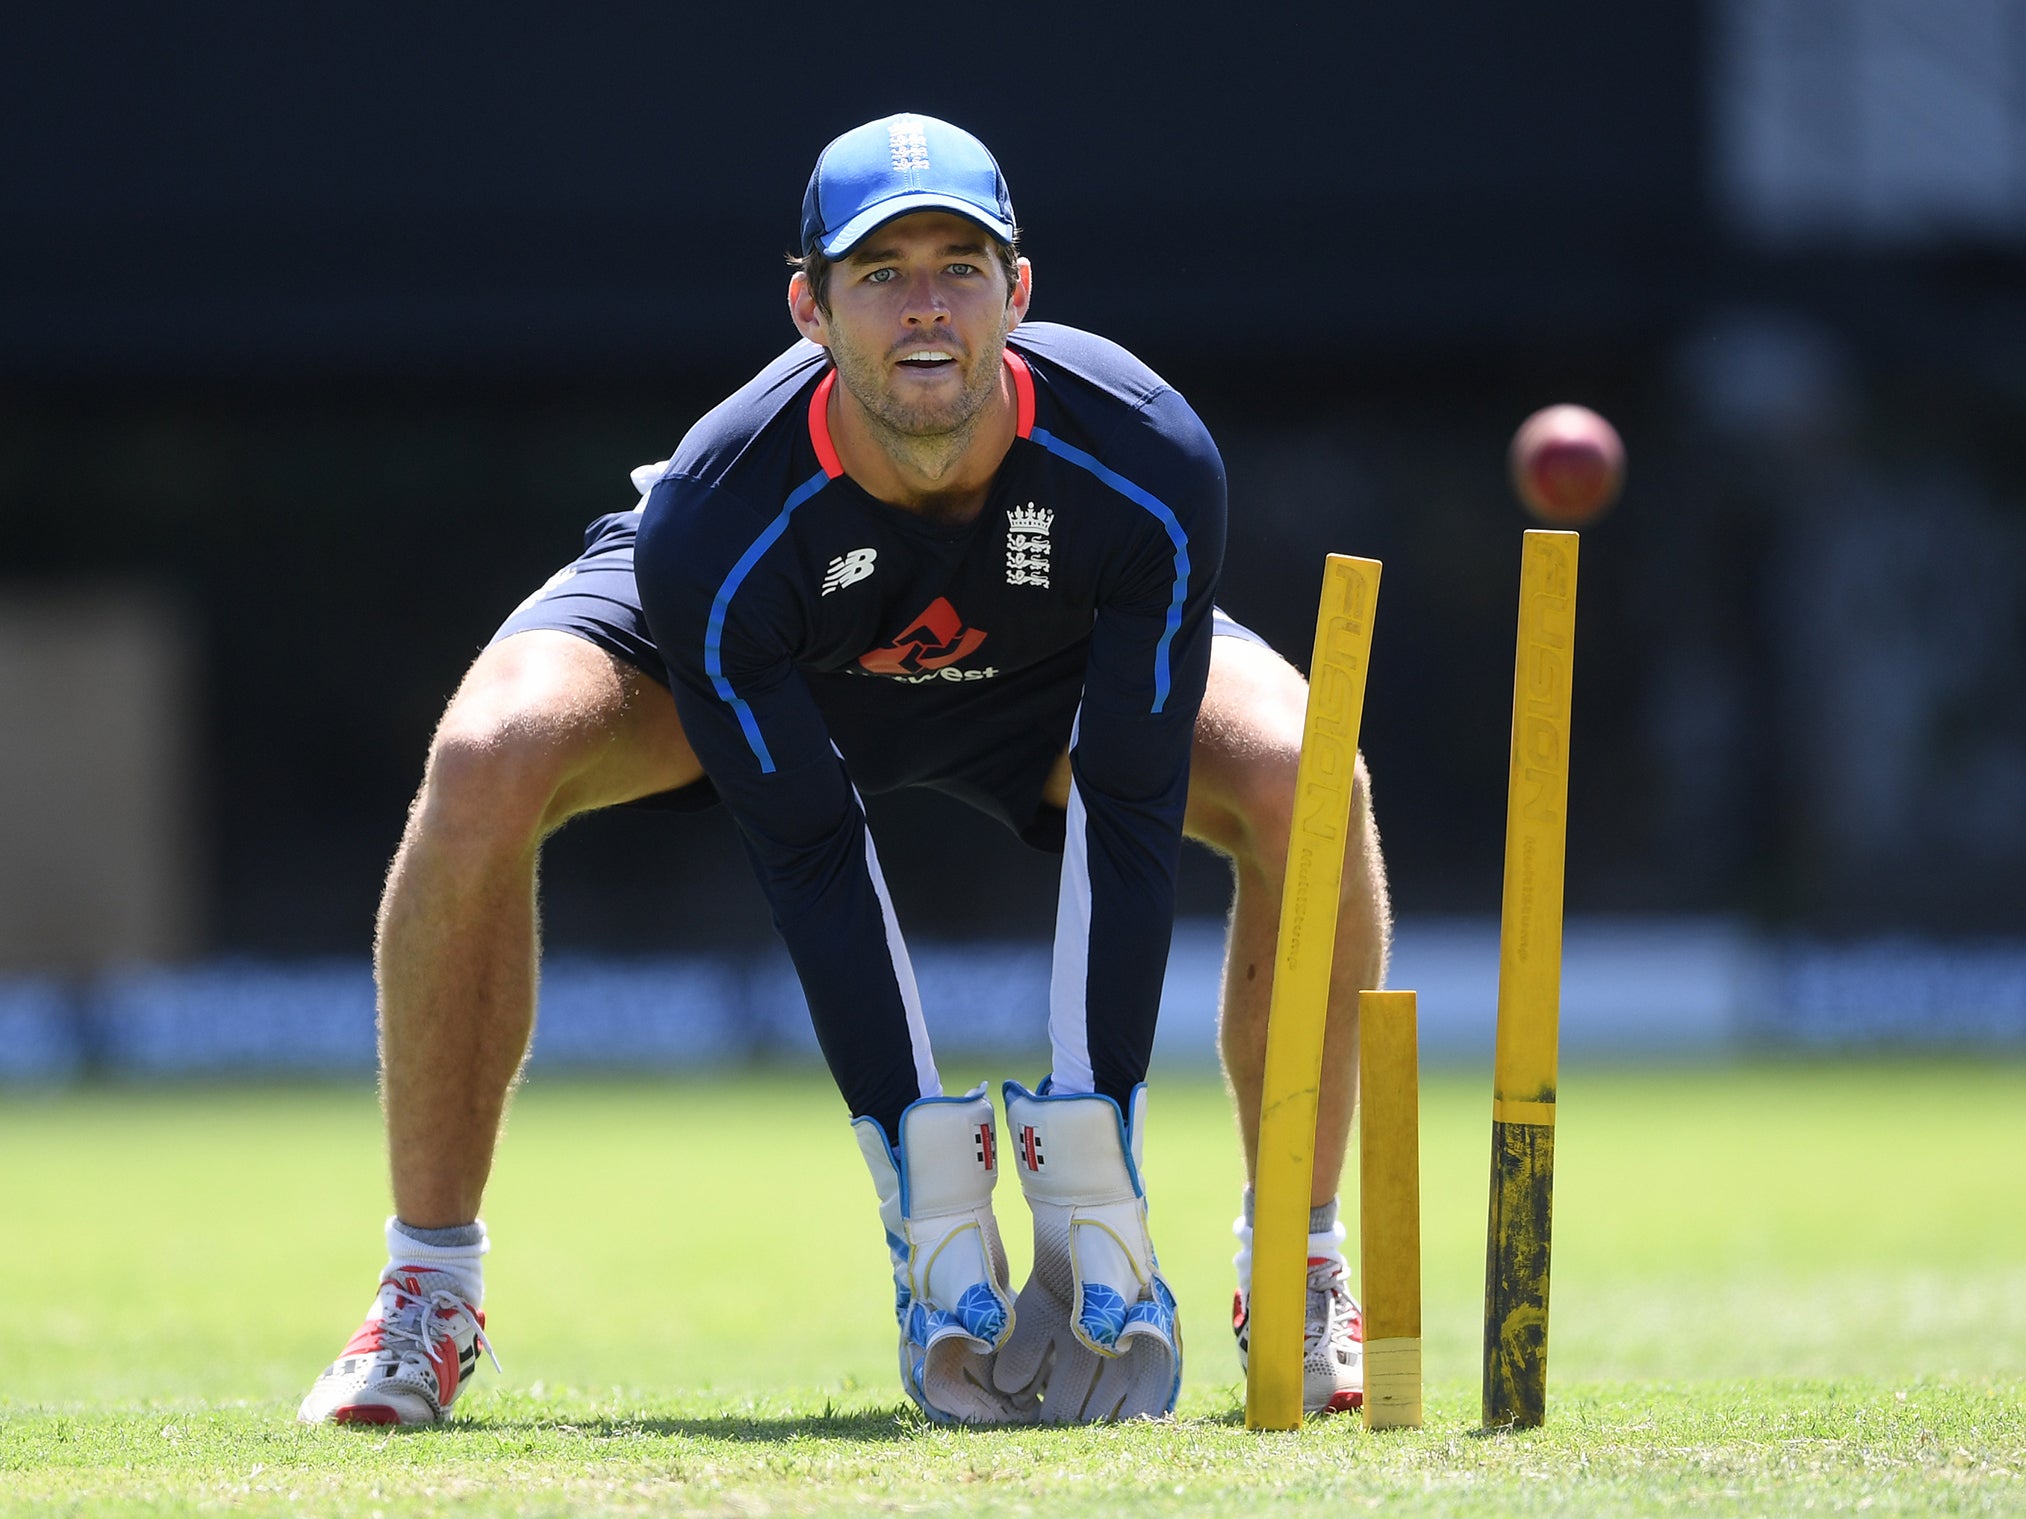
[297, 1267, 499, 1426]
[1232, 1256, 1364, 1413]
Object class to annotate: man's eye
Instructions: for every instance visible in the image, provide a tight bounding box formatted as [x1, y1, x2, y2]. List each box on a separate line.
[867, 268, 895, 283]
[948, 263, 978, 276]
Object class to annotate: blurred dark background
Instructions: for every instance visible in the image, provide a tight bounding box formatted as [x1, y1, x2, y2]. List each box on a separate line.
[4, 1, 2023, 969]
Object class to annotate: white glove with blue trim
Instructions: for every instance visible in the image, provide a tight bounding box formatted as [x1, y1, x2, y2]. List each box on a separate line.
[992, 1081, 1182, 1421]
[854, 1086, 1029, 1425]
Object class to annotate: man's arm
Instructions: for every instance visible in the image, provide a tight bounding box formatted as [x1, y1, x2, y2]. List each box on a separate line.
[633, 475, 937, 1137]
[1044, 388, 1228, 1100]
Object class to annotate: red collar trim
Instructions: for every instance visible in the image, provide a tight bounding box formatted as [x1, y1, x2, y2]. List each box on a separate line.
[808, 369, 844, 478]
[806, 348, 1035, 480]
[1005, 348, 1036, 438]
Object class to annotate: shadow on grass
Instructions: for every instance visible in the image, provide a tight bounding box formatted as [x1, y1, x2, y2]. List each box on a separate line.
[457, 1407, 922, 1444]
[455, 1405, 1264, 1442]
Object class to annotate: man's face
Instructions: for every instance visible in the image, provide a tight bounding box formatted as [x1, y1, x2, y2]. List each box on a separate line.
[793, 212, 1030, 441]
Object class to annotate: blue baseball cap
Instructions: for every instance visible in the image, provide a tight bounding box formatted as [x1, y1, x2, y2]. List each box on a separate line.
[799, 112, 1017, 259]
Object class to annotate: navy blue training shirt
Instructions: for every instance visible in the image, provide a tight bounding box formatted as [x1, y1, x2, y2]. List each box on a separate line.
[634, 322, 1226, 1131]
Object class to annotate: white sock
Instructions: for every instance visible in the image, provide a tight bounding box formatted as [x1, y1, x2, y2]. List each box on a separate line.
[384, 1216, 488, 1307]
[1233, 1195, 1346, 1294]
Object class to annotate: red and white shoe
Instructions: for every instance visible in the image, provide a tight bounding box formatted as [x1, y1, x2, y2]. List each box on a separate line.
[298, 1266, 498, 1425]
[1232, 1256, 1365, 1413]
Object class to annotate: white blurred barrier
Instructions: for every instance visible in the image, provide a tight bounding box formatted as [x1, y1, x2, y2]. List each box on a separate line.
[1, 918, 2021, 1082]
[1151, 916, 1763, 1068]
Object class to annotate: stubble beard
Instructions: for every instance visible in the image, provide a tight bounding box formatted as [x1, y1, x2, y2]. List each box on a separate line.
[831, 321, 1010, 481]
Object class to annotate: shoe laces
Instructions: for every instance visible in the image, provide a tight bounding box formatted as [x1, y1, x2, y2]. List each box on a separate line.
[1304, 1258, 1362, 1352]
[378, 1276, 503, 1375]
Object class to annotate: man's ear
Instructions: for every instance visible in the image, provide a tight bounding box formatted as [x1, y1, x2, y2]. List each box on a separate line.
[1007, 258, 1034, 330]
[788, 271, 828, 346]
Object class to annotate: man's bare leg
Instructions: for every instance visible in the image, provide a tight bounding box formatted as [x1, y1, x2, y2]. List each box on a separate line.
[1182, 637, 1392, 1208]
[376, 631, 703, 1226]
[1175, 634, 1390, 1412]
[301, 631, 705, 1425]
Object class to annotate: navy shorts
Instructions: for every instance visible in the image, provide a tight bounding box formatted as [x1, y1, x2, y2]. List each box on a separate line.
[492, 511, 1273, 842]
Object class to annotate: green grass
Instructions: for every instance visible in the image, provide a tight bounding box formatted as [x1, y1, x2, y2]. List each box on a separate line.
[2, 1060, 2022, 1515]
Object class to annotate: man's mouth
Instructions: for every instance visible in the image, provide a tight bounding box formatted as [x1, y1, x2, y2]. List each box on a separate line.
[895, 348, 959, 374]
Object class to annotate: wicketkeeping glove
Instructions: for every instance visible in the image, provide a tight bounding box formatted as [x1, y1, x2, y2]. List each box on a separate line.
[992, 1081, 1182, 1421]
[854, 1085, 1029, 1425]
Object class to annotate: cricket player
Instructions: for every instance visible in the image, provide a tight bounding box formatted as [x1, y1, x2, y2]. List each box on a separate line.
[299, 113, 1389, 1427]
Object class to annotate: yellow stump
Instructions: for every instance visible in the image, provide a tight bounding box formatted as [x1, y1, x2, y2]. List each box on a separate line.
[1483, 529, 1579, 1430]
[1245, 554, 1383, 1432]
[1359, 988, 1422, 1430]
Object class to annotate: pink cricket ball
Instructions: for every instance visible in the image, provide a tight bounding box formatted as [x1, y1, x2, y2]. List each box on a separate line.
[1508, 404, 1625, 527]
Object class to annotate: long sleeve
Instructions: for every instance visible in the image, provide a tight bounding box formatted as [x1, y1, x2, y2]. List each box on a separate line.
[634, 474, 937, 1132]
[1036, 387, 1227, 1097]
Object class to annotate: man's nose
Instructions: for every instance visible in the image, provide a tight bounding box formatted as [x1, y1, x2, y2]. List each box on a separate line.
[901, 271, 952, 324]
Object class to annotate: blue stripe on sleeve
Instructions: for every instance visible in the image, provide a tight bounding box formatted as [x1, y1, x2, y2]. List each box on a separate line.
[703, 468, 832, 772]
[1029, 426, 1192, 713]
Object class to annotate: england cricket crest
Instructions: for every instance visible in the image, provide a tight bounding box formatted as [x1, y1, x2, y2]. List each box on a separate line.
[1006, 502, 1053, 588]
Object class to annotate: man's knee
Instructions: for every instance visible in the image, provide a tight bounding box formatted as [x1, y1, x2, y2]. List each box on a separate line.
[1190, 720, 1376, 878]
[1220, 746, 1375, 871]
[413, 635, 636, 844]
[1189, 646, 1300, 863]
[417, 722, 564, 847]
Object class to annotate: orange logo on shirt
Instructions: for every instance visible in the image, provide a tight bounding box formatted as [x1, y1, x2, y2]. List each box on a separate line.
[858, 597, 987, 676]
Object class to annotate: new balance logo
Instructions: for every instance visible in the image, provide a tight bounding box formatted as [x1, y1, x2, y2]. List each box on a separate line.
[975, 1122, 996, 1170]
[822, 548, 878, 595]
[1019, 1124, 1044, 1171]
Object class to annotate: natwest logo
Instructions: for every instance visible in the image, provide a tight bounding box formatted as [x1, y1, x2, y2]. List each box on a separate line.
[857, 597, 997, 684]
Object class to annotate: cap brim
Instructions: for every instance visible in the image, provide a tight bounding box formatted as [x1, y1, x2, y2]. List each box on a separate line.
[817, 192, 1015, 258]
